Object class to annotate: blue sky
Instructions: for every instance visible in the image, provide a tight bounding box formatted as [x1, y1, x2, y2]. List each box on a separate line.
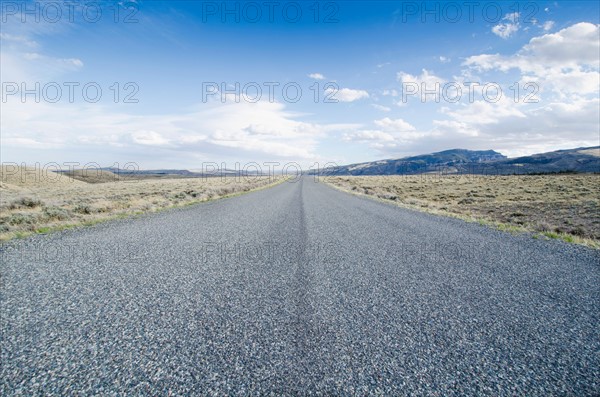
[1, 1, 599, 169]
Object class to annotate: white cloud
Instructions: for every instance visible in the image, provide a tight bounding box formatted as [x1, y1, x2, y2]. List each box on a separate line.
[492, 23, 519, 39]
[542, 21, 555, 31]
[432, 120, 478, 137]
[464, 23, 600, 96]
[1, 97, 362, 165]
[1, 51, 84, 81]
[354, 29, 599, 159]
[523, 22, 599, 66]
[371, 104, 391, 112]
[441, 98, 526, 125]
[442, 97, 599, 157]
[0, 33, 38, 48]
[343, 130, 395, 142]
[0, 20, 363, 166]
[504, 12, 520, 23]
[366, 94, 599, 157]
[374, 117, 416, 132]
[24, 52, 83, 68]
[492, 12, 521, 39]
[308, 73, 325, 80]
[467, 23, 600, 72]
[0, 16, 83, 82]
[397, 69, 446, 103]
[397, 69, 446, 87]
[528, 68, 600, 96]
[343, 117, 428, 153]
[439, 56, 451, 63]
[405, 23, 600, 157]
[326, 87, 370, 102]
[131, 131, 170, 146]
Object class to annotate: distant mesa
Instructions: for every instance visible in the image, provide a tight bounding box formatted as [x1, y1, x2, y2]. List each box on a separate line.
[312, 147, 600, 176]
[3, 147, 598, 185]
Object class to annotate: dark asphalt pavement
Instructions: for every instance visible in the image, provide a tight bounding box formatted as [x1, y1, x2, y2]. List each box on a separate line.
[1, 177, 599, 395]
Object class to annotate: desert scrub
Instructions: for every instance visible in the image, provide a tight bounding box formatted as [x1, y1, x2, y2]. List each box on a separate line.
[0, 169, 285, 241]
[326, 174, 600, 245]
[43, 206, 71, 221]
[9, 197, 43, 209]
[8, 213, 37, 225]
[73, 204, 93, 214]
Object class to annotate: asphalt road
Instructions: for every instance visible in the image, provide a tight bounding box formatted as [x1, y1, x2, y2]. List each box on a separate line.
[1, 177, 599, 395]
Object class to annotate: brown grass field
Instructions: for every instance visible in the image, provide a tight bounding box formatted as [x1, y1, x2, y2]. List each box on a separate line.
[0, 166, 283, 241]
[2, 165, 599, 247]
[325, 174, 600, 248]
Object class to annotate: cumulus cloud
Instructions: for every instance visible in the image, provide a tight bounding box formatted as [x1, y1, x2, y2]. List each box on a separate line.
[1, 98, 360, 165]
[371, 104, 391, 112]
[374, 117, 416, 132]
[397, 69, 446, 87]
[343, 117, 430, 154]
[360, 94, 599, 158]
[1, 14, 354, 164]
[308, 73, 325, 80]
[388, 26, 593, 158]
[441, 98, 526, 125]
[464, 23, 600, 96]
[492, 12, 521, 39]
[542, 21, 555, 31]
[349, 22, 600, 158]
[437, 97, 600, 156]
[343, 130, 395, 142]
[426, 24, 600, 156]
[397, 69, 446, 103]
[131, 131, 170, 146]
[326, 87, 370, 102]
[0, 18, 362, 166]
[467, 23, 600, 72]
[492, 22, 519, 39]
[523, 22, 599, 66]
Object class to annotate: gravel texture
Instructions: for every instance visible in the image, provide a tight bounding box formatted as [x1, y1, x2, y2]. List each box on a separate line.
[1, 177, 599, 395]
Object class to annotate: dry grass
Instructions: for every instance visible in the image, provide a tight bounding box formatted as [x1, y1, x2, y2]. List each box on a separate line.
[0, 166, 284, 241]
[325, 174, 600, 247]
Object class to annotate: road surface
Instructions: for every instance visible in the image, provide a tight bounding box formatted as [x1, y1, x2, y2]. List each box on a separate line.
[1, 177, 599, 395]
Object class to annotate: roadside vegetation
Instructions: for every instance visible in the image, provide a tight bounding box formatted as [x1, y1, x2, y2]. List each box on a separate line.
[325, 174, 600, 248]
[0, 166, 284, 241]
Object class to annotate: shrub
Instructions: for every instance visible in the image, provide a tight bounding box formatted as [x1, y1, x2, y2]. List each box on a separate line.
[536, 221, 552, 232]
[8, 213, 36, 225]
[73, 204, 93, 214]
[43, 206, 71, 221]
[378, 193, 398, 201]
[217, 187, 235, 196]
[10, 197, 43, 209]
[571, 226, 586, 237]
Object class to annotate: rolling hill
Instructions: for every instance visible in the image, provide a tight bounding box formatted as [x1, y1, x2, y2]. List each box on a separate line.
[315, 147, 600, 176]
